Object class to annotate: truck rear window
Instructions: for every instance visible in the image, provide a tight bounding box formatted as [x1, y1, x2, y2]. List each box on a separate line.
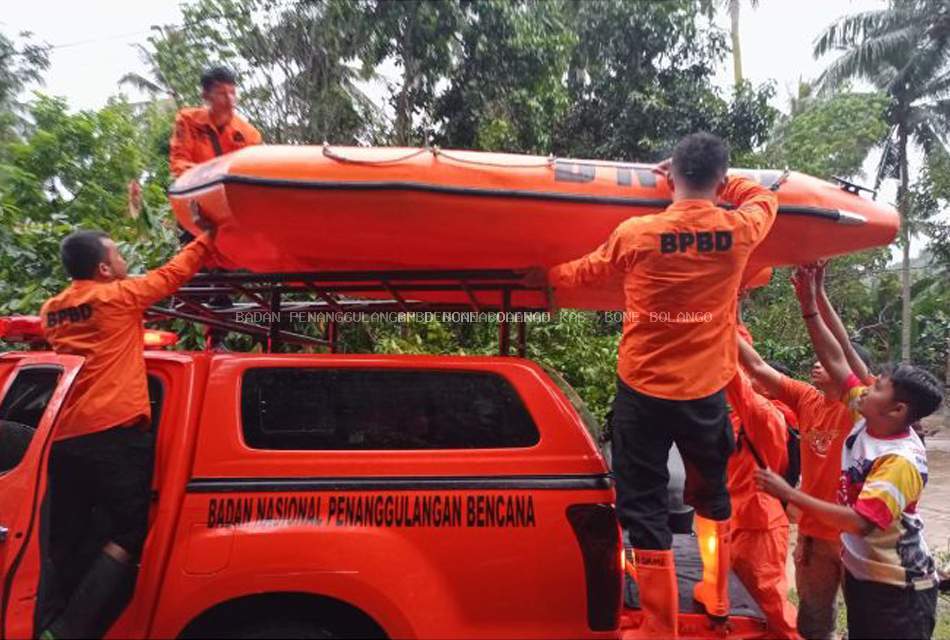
[241, 368, 540, 450]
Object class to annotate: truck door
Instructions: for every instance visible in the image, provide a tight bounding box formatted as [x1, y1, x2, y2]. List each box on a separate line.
[0, 354, 82, 640]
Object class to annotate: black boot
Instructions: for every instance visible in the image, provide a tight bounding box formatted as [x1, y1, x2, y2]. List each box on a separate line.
[43, 552, 137, 639]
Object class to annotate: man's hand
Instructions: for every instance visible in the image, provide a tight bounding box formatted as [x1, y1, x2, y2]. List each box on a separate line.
[652, 157, 672, 180]
[791, 266, 818, 311]
[755, 467, 794, 502]
[814, 260, 828, 291]
[189, 200, 216, 236]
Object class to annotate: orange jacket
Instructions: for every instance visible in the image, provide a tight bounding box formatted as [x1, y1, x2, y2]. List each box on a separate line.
[726, 369, 789, 531]
[550, 177, 778, 400]
[169, 107, 262, 177]
[40, 235, 212, 440]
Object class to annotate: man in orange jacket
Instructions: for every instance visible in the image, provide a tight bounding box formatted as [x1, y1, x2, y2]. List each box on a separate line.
[169, 66, 259, 349]
[726, 366, 800, 639]
[169, 66, 261, 179]
[549, 133, 778, 636]
[737, 264, 875, 640]
[39, 228, 214, 639]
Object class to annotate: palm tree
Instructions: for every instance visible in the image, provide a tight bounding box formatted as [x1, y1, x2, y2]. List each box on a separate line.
[722, 0, 761, 86]
[814, 0, 950, 363]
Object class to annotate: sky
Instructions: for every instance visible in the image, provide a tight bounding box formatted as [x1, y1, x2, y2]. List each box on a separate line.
[5, 0, 887, 112]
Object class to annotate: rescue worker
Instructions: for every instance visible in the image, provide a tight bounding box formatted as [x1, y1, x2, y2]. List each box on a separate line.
[39, 226, 215, 639]
[169, 66, 261, 180]
[549, 132, 778, 636]
[736, 263, 874, 640]
[169, 66, 259, 348]
[725, 364, 800, 639]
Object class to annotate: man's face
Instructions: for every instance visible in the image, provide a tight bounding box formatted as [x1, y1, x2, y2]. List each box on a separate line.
[810, 361, 832, 388]
[856, 375, 906, 423]
[99, 238, 128, 280]
[203, 82, 237, 117]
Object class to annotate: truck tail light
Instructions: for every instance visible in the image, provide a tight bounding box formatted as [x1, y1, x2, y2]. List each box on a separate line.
[144, 329, 179, 349]
[567, 503, 622, 632]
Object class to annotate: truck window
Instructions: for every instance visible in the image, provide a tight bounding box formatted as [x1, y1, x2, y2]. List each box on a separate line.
[538, 363, 603, 440]
[0, 367, 61, 473]
[241, 368, 540, 450]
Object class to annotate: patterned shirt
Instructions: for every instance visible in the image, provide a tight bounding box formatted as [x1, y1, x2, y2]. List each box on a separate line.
[838, 417, 936, 588]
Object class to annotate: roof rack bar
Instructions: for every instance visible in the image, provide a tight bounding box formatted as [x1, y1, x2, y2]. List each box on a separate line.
[460, 280, 483, 313]
[148, 306, 329, 348]
[307, 284, 346, 314]
[516, 321, 527, 358]
[381, 281, 412, 313]
[498, 288, 512, 356]
[267, 290, 282, 352]
[231, 284, 271, 309]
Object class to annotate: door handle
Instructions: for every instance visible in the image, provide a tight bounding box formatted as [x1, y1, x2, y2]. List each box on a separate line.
[0, 526, 8, 543]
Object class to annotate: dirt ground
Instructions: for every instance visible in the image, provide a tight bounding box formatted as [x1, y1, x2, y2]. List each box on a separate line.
[921, 410, 950, 555]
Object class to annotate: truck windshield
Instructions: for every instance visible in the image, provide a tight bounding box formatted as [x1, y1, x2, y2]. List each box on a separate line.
[538, 363, 603, 440]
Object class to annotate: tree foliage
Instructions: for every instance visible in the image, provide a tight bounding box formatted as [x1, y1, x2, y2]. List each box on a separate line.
[1, 2, 947, 410]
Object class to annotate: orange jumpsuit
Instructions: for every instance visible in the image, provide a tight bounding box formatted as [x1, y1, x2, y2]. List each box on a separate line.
[726, 370, 800, 639]
[41, 235, 212, 440]
[169, 107, 262, 177]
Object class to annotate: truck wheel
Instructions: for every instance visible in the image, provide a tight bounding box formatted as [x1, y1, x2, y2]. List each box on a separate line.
[227, 620, 337, 639]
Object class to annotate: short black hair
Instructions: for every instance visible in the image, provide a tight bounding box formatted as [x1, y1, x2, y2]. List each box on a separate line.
[884, 364, 944, 424]
[671, 132, 730, 191]
[767, 361, 794, 378]
[201, 66, 237, 92]
[61, 230, 109, 280]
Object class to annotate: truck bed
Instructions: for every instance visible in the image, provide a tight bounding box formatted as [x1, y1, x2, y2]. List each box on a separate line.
[624, 534, 764, 619]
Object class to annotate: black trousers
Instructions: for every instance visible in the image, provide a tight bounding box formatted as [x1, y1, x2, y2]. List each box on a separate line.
[49, 425, 155, 557]
[844, 571, 937, 639]
[611, 378, 734, 550]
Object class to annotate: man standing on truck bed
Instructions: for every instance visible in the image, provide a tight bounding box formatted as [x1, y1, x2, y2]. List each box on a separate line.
[549, 132, 778, 636]
[169, 66, 259, 349]
[169, 66, 262, 181]
[38, 227, 215, 639]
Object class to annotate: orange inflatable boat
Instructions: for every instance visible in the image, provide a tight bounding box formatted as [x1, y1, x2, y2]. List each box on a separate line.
[169, 145, 898, 310]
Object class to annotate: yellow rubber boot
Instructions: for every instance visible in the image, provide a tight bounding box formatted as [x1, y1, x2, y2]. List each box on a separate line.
[631, 548, 679, 638]
[692, 515, 731, 620]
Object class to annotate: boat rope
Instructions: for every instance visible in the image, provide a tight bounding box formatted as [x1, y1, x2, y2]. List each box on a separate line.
[321, 143, 430, 165]
[432, 147, 557, 169]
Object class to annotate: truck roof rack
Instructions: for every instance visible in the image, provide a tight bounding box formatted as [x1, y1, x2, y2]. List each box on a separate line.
[146, 268, 552, 356]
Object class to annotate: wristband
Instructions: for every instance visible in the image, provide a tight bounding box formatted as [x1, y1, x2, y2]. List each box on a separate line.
[802, 312, 818, 320]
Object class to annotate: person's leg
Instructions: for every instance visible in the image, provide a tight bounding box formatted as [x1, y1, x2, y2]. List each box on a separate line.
[611, 380, 678, 637]
[732, 527, 799, 639]
[44, 426, 155, 639]
[671, 389, 733, 619]
[794, 535, 841, 640]
[843, 570, 935, 640]
[611, 380, 675, 551]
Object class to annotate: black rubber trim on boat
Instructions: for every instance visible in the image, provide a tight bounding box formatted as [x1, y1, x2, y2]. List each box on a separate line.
[168, 175, 845, 222]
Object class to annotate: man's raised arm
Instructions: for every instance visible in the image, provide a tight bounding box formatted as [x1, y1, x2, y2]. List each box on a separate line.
[794, 267, 852, 389]
[548, 221, 637, 289]
[737, 337, 786, 399]
[719, 175, 779, 245]
[815, 261, 873, 384]
[117, 233, 213, 310]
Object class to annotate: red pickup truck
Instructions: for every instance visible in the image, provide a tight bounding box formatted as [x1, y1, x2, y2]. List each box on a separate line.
[1, 347, 626, 639]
